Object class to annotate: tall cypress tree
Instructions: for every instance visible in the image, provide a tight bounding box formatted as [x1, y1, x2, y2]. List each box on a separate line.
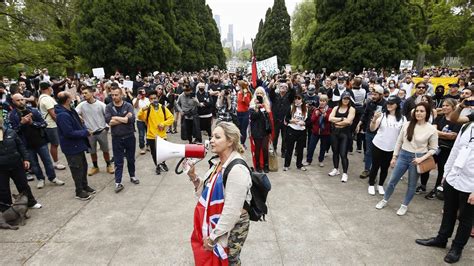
[254, 0, 291, 66]
[195, 0, 226, 69]
[173, 0, 206, 71]
[75, 0, 181, 74]
[253, 19, 265, 57]
[304, 0, 416, 72]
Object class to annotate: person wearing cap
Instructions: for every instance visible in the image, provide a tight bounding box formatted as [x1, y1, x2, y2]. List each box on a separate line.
[38, 82, 67, 171]
[356, 84, 386, 179]
[445, 83, 461, 100]
[328, 91, 356, 182]
[196, 82, 213, 140]
[402, 81, 427, 120]
[367, 95, 406, 195]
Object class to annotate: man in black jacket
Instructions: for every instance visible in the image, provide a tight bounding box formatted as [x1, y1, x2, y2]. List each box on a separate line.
[0, 115, 40, 211]
[270, 81, 295, 157]
[402, 81, 427, 120]
[356, 85, 386, 179]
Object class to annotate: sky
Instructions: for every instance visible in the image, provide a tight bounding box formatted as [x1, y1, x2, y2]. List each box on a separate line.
[206, 0, 303, 46]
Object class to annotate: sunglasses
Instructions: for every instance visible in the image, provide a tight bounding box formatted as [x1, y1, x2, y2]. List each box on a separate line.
[417, 86, 426, 89]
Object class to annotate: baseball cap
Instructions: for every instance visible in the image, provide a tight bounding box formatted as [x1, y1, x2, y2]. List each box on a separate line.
[387, 95, 401, 105]
[373, 85, 384, 95]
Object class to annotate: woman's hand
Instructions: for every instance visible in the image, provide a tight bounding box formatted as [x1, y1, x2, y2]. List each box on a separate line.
[186, 164, 197, 181]
[468, 193, 474, 205]
[412, 157, 424, 165]
[203, 237, 214, 251]
[390, 158, 397, 168]
[23, 161, 30, 170]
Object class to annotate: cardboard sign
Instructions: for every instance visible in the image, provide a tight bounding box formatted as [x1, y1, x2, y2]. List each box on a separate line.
[92, 67, 105, 79]
[123, 80, 134, 91]
[399, 60, 414, 71]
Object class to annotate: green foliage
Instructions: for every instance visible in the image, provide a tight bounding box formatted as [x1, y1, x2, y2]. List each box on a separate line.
[254, 0, 291, 66]
[237, 49, 251, 61]
[75, 0, 181, 75]
[223, 47, 232, 61]
[291, 0, 316, 67]
[304, 0, 416, 72]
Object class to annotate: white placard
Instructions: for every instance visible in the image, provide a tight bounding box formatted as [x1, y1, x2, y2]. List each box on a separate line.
[247, 56, 279, 76]
[399, 60, 414, 70]
[285, 64, 292, 72]
[123, 80, 134, 91]
[92, 67, 105, 79]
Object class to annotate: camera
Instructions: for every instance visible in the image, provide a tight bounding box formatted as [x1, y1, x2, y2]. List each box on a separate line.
[257, 95, 263, 104]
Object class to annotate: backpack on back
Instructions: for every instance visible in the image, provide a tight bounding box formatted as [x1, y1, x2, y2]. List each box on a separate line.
[223, 158, 271, 222]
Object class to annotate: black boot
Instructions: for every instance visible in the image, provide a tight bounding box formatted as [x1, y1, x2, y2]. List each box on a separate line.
[263, 165, 270, 173]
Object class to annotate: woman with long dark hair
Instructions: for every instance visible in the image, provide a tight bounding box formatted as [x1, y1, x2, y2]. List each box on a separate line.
[376, 102, 438, 216]
[367, 96, 406, 195]
[283, 94, 308, 171]
[328, 91, 356, 182]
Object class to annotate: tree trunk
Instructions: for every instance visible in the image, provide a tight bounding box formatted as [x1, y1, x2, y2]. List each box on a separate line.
[415, 35, 429, 71]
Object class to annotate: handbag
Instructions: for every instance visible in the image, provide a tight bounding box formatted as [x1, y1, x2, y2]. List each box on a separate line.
[416, 155, 436, 174]
[268, 141, 279, 172]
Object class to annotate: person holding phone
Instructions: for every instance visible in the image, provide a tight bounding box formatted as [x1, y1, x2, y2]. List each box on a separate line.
[249, 87, 272, 173]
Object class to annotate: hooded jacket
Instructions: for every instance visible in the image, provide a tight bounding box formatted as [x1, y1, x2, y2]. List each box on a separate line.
[55, 104, 90, 155]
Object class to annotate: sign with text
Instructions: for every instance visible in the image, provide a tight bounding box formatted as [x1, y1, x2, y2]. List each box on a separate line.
[92, 67, 105, 79]
[399, 60, 414, 70]
[247, 56, 279, 77]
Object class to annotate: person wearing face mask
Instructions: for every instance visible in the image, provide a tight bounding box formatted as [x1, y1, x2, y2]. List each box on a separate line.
[176, 85, 201, 144]
[330, 76, 351, 108]
[433, 85, 445, 115]
[270, 81, 295, 157]
[196, 82, 213, 140]
[138, 91, 174, 175]
[283, 95, 309, 171]
[388, 79, 399, 96]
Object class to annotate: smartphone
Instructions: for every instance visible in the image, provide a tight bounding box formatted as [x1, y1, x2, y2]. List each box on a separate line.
[376, 106, 383, 113]
[465, 100, 474, 106]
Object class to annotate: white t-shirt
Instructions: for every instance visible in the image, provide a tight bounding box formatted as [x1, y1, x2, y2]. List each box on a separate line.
[38, 94, 57, 128]
[132, 98, 150, 122]
[288, 107, 307, 131]
[372, 114, 406, 152]
[75, 100, 107, 132]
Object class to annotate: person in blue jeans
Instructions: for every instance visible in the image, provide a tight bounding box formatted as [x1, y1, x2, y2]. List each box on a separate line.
[305, 95, 332, 167]
[376, 102, 438, 216]
[105, 84, 139, 193]
[9, 94, 65, 189]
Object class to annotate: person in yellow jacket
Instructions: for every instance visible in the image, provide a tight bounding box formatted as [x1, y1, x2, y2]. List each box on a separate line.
[137, 91, 174, 175]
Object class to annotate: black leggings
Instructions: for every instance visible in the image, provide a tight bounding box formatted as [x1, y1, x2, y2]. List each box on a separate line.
[368, 145, 393, 186]
[433, 147, 451, 188]
[331, 127, 350, 173]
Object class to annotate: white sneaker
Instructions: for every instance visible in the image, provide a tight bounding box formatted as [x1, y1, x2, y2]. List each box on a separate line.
[378, 186, 385, 195]
[37, 180, 45, 189]
[283, 167, 289, 171]
[368, 186, 375, 195]
[375, 199, 388, 209]
[54, 163, 66, 170]
[328, 168, 340, 176]
[302, 162, 310, 166]
[27, 174, 35, 181]
[51, 178, 65, 186]
[140, 148, 146, 155]
[341, 173, 348, 183]
[319, 162, 324, 167]
[397, 204, 408, 216]
[30, 203, 42, 209]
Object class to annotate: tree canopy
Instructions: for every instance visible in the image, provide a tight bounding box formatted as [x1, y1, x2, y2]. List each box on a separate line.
[254, 0, 291, 66]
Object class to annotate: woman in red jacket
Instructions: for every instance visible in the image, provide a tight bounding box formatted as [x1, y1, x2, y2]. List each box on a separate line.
[236, 81, 252, 149]
[305, 95, 332, 167]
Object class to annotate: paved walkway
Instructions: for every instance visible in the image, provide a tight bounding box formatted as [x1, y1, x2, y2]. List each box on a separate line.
[1, 132, 473, 265]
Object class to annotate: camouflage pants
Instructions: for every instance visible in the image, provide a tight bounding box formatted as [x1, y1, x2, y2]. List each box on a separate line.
[228, 211, 250, 266]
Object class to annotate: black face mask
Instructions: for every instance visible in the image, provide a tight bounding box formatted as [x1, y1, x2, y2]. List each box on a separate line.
[435, 91, 444, 97]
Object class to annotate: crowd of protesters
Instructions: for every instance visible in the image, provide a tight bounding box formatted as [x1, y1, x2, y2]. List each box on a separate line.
[0, 65, 473, 263]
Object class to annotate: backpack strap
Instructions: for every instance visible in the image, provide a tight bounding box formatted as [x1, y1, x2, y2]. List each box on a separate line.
[222, 158, 251, 212]
[460, 121, 473, 136]
[146, 104, 167, 125]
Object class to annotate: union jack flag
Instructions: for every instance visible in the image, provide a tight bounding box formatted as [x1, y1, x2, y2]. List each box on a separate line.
[191, 170, 229, 266]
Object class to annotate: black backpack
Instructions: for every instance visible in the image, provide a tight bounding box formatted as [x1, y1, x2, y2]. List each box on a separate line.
[222, 158, 271, 221]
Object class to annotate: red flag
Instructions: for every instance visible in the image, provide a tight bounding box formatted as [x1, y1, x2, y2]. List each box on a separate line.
[251, 49, 257, 89]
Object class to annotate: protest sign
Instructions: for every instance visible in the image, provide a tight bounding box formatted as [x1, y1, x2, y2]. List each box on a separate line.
[399, 60, 414, 70]
[123, 80, 134, 91]
[247, 56, 279, 77]
[92, 67, 105, 79]
[285, 64, 292, 72]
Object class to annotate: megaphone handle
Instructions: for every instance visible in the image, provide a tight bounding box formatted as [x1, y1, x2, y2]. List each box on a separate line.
[175, 157, 186, 175]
